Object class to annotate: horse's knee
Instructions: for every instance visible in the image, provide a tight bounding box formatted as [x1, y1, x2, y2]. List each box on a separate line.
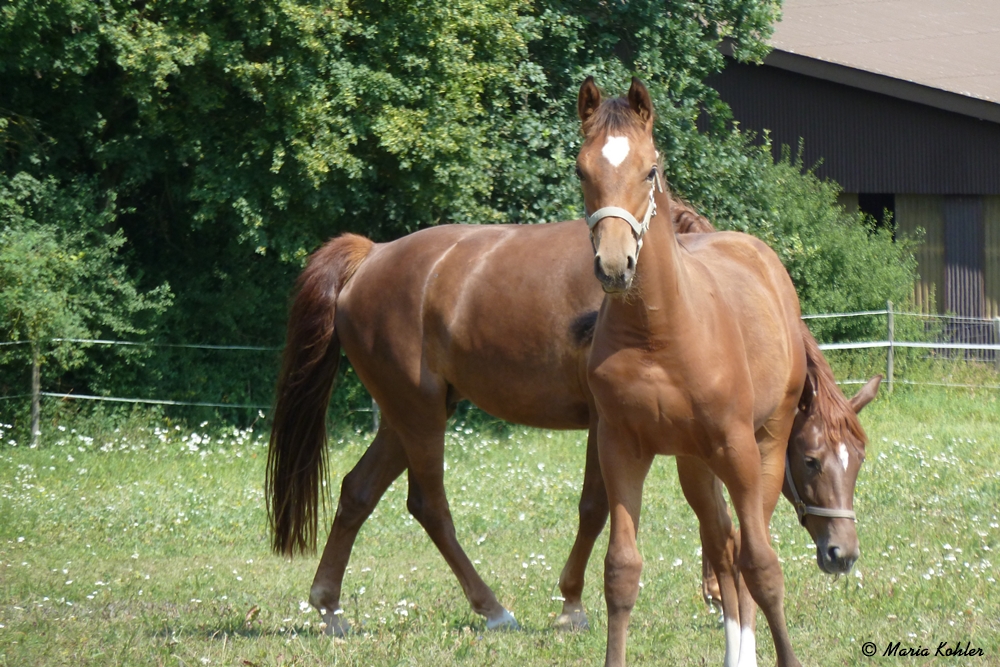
[604, 544, 642, 610]
[738, 543, 784, 601]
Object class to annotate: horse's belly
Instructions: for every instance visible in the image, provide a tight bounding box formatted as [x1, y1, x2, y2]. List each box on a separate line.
[446, 354, 591, 430]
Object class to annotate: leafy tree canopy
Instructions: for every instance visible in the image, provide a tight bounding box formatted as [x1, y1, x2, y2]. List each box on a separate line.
[0, 0, 914, 419]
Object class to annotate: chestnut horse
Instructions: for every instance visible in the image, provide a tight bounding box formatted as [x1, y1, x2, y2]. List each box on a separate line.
[266, 213, 879, 643]
[577, 76, 822, 666]
[266, 125, 878, 649]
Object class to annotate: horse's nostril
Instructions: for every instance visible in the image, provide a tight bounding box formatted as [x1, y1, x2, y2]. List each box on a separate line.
[626, 255, 635, 271]
[827, 545, 842, 563]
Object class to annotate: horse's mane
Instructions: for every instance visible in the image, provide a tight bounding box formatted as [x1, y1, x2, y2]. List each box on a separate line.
[671, 198, 715, 233]
[801, 321, 868, 451]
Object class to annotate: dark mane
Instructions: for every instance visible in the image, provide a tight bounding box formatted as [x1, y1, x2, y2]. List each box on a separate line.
[582, 97, 645, 136]
[801, 321, 867, 450]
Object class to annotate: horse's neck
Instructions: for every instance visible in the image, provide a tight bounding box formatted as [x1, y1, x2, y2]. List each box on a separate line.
[606, 190, 691, 333]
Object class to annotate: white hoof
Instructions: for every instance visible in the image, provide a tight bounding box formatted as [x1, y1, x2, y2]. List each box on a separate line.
[485, 608, 519, 631]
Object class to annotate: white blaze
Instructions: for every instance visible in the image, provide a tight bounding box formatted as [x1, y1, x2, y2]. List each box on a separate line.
[839, 443, 850, 471]
[602, 135, 630, 167]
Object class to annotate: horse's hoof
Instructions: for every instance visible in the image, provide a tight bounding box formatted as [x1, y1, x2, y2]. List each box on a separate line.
[319, 611, 353, 637]
[485, 608, 519, 631]
[553, 609, 589, 632]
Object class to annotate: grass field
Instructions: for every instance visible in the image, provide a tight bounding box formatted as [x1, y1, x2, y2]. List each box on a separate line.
[1, 388, 998, 666]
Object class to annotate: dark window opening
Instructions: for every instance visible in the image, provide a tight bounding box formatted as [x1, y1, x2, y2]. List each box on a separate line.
[858, 193, 896, 234]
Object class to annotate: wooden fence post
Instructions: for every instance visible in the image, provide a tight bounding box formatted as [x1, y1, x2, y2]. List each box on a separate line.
[30, 341, 40, 448]
[886, 300, 895, 393]
[372, 398, 380, 433]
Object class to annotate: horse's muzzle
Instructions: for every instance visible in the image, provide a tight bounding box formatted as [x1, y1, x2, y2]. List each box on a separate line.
[594, 255, 634, 294]
[815, 537, 859, 574]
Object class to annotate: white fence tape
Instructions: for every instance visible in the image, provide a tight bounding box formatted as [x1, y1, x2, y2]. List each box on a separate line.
[3, 308, 1000, 409]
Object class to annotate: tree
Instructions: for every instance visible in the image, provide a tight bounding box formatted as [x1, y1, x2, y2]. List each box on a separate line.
[0, 173, 171, 443]
[0, 1, 915, 424]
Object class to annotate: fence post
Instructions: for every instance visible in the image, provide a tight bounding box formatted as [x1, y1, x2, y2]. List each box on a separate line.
[886, 300, 895, 393]
[30, 341, 40, 448]
[995, 317, 1000, 371]
[372, 398, 380, 433]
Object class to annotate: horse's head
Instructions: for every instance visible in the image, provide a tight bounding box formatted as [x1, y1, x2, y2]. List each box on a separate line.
[785, 374, 881, 575]
[576, 77, 662, 294]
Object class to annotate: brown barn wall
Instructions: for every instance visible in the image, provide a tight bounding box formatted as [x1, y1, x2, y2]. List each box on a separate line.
[708, 62, 1000, 195]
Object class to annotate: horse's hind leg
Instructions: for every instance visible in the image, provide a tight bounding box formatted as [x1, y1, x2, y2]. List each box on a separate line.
[403, 433, 518, 629]
[310, 427, 407, 635]
[677, 456, 743, 667]
[555, 419, 609, 631]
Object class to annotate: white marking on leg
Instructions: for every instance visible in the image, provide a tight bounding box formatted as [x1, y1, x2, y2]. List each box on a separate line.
[737, 625, 757, 667]
[602, 136, 630, 167]
[723, 616, 741, 667]
[839, 443, 850, 471]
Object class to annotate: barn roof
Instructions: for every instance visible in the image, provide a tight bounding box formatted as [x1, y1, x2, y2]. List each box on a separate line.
[761, 0, 1000, 123]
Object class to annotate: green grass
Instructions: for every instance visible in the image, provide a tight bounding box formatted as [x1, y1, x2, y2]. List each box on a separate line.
[1, 389, 998, 666]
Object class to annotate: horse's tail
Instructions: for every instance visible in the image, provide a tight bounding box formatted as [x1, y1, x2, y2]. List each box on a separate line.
[266, 233, 375, 557]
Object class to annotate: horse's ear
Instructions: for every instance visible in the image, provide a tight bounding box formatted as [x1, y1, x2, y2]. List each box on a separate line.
[578, 76, 602, 123]
[850, 375, 882, 413]
[627, 77, 654, 131]
[798, 371, 816, 413]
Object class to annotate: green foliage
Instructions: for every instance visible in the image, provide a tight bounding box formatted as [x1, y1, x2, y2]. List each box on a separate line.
[0, 172, 171, 381]
[0, 0, 918, 425]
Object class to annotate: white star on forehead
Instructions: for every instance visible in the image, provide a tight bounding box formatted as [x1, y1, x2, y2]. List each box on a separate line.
[602, 135, 630, 168]
[838, 443, 850, 471]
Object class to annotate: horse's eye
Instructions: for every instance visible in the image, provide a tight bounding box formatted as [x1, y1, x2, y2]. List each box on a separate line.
[646, 167, 657, 182]
[575, 165, 584, 180]
[804, 457, 821, 472]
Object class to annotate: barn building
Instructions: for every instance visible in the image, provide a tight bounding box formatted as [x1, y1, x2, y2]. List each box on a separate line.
[709, 0, 1000, 318]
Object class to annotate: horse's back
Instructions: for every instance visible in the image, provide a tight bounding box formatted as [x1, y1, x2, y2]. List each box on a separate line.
[337, 221, 602, 428]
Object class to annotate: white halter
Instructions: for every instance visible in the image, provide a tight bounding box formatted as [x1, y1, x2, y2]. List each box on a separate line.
[585, 168, 664, 255]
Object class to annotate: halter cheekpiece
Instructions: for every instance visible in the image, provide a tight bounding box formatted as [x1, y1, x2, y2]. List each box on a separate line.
[784, 452, 857, 525]
[585, 167, 664, 254]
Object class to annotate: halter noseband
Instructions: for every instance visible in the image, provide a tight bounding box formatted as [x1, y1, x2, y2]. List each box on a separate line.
[585, 168, 664, 254]
[785, 451, 857, 525]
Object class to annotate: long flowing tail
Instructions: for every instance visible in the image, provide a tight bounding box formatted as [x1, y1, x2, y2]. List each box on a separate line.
[266, 233, 375, 556]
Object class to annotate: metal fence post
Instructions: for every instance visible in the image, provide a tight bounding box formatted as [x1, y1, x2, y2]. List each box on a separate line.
[30, 341, 40, 448]
[372, 398, 381, 433]
[886, 300, 894, 393]
[995, 317, 1000, 371]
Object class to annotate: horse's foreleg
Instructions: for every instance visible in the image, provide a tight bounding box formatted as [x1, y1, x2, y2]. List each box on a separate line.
[310, 427, 406, 635]
[405, 443, 517, 630]
[714, 427, 800, 667]
[677, 456, 743, 667]
[598, 427, 653, 667]
[555, 420, 608, 631]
